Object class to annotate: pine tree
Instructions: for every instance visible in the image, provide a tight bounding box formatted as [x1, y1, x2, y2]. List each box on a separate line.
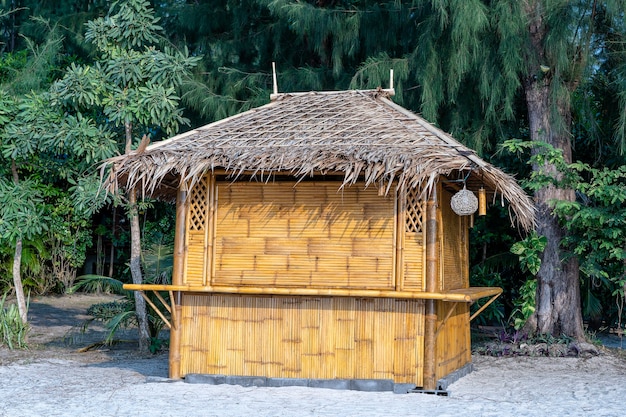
[290, 0, 626, 339]
[157, 0, 416, 121]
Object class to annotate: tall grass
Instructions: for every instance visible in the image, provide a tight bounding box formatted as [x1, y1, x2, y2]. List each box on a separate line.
[0, 293, 29, 349]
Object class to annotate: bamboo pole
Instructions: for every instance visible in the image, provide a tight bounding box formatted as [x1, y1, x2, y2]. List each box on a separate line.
[469, 293, 501, 322]
[393, 187, 402, 290]
[122, 283, 502, 302]
[209, 177, 217, 284]
[423, 190, 438, 390]
[170, 186, 187, 379]
[139, 291, 172, 329]
[169, 291, 182, 379]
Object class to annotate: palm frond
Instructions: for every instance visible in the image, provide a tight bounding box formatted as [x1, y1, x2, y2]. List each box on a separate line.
[69, 274, 127, 295]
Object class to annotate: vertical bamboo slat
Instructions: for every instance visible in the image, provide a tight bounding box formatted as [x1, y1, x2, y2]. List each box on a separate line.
[354, 298, 374, 378]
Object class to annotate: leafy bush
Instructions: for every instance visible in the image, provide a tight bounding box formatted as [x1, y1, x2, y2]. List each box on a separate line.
[470, 265, 505, 325]
[83, 298, 137, 345]
[510, 278, 537, 330]
[72, 240, 174, 350]
[0, 293, 29, 349]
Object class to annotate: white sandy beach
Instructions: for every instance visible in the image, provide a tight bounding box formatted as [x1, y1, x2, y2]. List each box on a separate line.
[1, 353, 625, 417]
[0, 295, 624, 417]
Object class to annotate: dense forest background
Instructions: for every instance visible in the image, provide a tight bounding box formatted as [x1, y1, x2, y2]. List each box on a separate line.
[1, 1, 626, 340]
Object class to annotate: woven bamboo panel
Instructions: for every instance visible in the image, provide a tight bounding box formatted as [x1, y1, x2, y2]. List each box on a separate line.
[434, 300, 471, 380]
[402, 233, 425, 290]
[178, 293, 425, 384]
[212, 181, 395, 289]
[400, 187, 425, 290]
[440, 189, 467, 291]
[184, 231, 206, 286]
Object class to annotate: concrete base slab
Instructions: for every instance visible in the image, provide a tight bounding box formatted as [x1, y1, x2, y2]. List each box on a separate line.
[183, 363, 474, 393]
[185, 374, 414, 393]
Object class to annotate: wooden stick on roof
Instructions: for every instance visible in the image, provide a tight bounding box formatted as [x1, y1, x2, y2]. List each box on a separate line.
[272, 62, 278, 95]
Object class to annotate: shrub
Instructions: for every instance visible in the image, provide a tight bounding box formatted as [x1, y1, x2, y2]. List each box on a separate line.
[0, 293, 29, 349]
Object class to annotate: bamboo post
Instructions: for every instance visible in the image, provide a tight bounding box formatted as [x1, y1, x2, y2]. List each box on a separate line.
[423, 191, 438, 390]
[169, 185, 187, 379]
[169, 291, 182, 379]
[394, 187, 404, 290]
[173, 184, 187, 286]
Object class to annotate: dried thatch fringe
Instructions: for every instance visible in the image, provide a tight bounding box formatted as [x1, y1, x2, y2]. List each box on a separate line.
[101, 90, 535, 231]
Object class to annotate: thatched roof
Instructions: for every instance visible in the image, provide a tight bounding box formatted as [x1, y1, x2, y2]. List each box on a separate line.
[104, 89, 535, 230]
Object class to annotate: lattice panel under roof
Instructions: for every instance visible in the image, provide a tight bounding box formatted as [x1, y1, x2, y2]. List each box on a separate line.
[188, 179, 209, 231]
[405, 187, 424, 233]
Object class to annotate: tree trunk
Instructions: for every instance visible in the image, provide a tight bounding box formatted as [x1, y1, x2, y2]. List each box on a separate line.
[12, 238, 27, 324]
[129, 186, 151, 350]
[125, 121, 150, 350]
[522, 1, 584, 339]
[108, 205, 116, 277]
[10, 160, 27, 324]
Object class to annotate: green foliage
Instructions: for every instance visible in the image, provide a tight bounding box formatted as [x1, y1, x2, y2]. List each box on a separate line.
[85, 298, 136, 345]
[470, 265, 505, 325]
[53, 0, 200, 141]
[0, 178, 49, 243]
[0, 89, 116, 293]
[73, 238, 174, 346]
[0, 20, 64, 95]
[510, 232, 547, 276]
[505, 139, 626, 326]
[0, 239, 52, 295]
[510, 278, 537, 330]
[0, 293, 29, 349]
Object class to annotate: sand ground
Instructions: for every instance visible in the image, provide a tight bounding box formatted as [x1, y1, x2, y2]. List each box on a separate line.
[1, 294, 625, 417]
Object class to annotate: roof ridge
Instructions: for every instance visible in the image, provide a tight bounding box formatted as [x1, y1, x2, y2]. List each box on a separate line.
[270, 88, 395, 101]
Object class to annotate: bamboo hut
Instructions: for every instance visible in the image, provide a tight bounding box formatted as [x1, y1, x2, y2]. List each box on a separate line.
[104, 88, 534, 392]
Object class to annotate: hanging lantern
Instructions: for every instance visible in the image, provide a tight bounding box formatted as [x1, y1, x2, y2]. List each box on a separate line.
[450, 186, 478, 216]
[478, 187, 487, 216]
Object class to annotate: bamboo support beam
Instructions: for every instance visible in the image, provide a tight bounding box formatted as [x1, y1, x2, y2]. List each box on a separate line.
[139, 291, 172, 329]
[173, 185, 187, 286]
[469, 292, 502, 322]
[168, 290, 177, 329]
[123, 283, 501, 302]
[434, 302, 459, 339]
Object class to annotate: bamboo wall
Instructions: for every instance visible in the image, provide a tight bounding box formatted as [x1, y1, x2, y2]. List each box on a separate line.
[179, 293, 425, 384]
[174, 175, 475, 385]
[434, 301, 471, 380]
[185, 178, 398, 290]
